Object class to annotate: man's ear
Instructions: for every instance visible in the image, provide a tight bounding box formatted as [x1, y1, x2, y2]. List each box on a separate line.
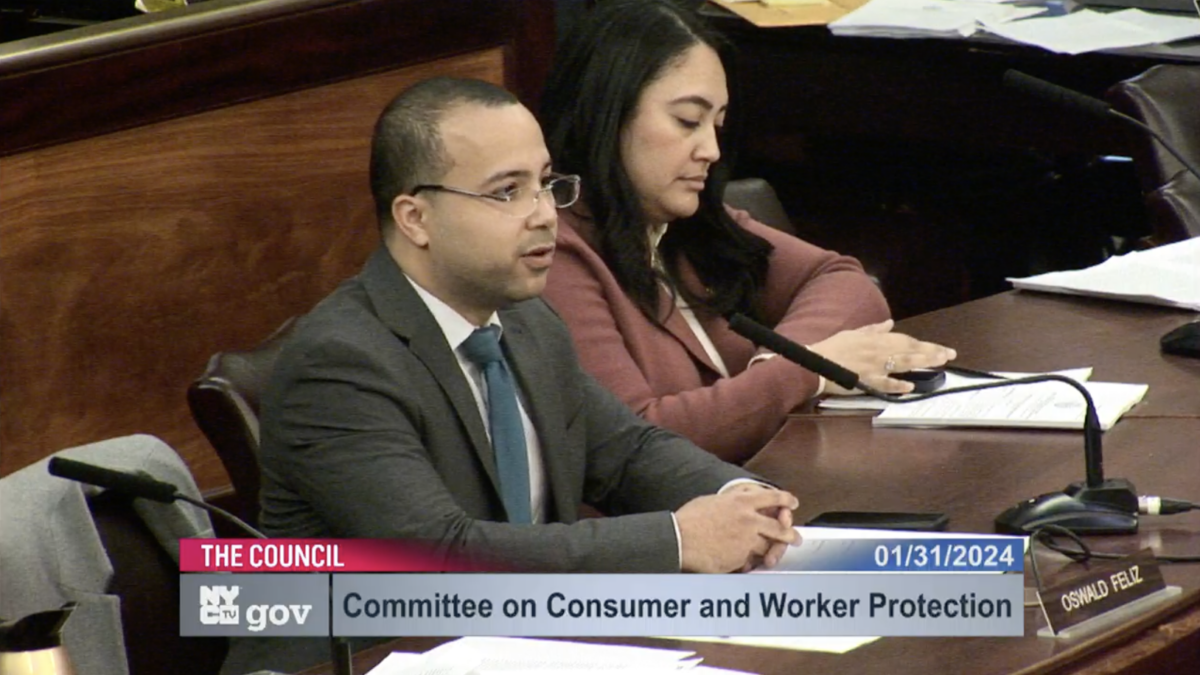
[391, 194, 431, 248]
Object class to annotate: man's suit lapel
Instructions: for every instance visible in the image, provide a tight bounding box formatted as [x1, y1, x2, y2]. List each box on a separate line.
[500, 306, 578, 523]
[358, 247, 500, 491]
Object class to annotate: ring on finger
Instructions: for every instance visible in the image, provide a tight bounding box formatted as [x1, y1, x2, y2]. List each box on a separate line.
[884, 355, 897, 373]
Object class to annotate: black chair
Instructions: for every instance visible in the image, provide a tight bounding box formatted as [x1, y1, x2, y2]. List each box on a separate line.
[1145, 170, 1200, 242]
[1106, 65, 1200, 243]
[724, 176, 885, 290]
[188, 317, 297, 525]
[723, 177, 798, 237]
[90, 490, 228, 675]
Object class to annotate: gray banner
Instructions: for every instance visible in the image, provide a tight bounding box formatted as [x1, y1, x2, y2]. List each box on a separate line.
[180, 573, 330, 636]
[332, 573, 1023, 637]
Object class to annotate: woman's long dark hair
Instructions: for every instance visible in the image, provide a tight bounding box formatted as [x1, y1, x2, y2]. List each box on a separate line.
[540, 0, 772, 322]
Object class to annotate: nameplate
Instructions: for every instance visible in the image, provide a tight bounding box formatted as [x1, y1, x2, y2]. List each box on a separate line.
[1037, 549, 1165, 635]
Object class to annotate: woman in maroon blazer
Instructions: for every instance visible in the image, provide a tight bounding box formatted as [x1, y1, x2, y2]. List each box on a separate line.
[538, 0, 955, 463]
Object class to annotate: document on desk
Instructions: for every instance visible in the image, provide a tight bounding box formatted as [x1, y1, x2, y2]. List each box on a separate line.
[1008, 237, 1200, 311]
[366, 637, 701, 675]
[829, 0, 1045, 38]
[669, 635, 878, 655]
[871, 378, 1148, 430]
[980, 8, 1200, 55]
[818, 368, 1092, 412]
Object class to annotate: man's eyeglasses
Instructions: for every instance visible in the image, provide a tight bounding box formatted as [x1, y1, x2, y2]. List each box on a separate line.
[412, 174, 581, 219]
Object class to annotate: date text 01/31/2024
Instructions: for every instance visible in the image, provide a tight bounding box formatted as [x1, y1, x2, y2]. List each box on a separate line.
[873, 542, 1020, 570]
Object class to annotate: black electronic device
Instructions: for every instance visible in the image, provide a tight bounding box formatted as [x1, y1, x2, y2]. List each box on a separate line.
[997, 492, 1139, 534]
[805, 511, 949, 532]
[1161, 321, 1200, 358]
[892, 369, 947, 393]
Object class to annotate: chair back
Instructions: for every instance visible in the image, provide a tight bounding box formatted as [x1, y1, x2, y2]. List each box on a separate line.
[723, 177, 797, 236]
[1107, 65, 1200, 193]
[1146, 170, 1200, 242]
[188, 317, 297, 524]
[90, 491, 228, 675]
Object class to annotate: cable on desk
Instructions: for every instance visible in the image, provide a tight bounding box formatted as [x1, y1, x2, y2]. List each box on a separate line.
[1031, 525, 1200, 566]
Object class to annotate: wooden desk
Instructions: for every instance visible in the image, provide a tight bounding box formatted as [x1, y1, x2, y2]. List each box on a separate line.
[894, 291, 1200, 419]
[301, 292, 1200, 675]
[301, 415, 1200, 675]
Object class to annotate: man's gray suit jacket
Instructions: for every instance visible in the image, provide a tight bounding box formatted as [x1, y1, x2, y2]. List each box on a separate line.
[258, 247, 754, 572]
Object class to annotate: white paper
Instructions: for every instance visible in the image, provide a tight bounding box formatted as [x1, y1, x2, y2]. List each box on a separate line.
[1009, 237, 1200, 310]
[982, 8, 1200, 55]
[670, 635, 879, 655]
[818, 368, 1093, 411]
[871, 379, 1148, 430]
[830, 0, 1045, 38]
[367, 652, 424, 675]
[396, 637, 696, 675]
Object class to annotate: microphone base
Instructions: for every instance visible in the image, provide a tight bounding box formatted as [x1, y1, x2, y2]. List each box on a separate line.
[995, 478, 1139, 535]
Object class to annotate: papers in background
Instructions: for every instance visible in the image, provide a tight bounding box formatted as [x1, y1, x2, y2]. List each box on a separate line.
[872, 378, 1147, 431]
[830, 0, 1045, 38]
[1009, 237, 1200, 311]
[712, 0, 873, 27]
[818, 368, 1092, 411]
[981, 8, 1200, 54]
[366, 637, 705, 675]
[669, 635, 878, 655]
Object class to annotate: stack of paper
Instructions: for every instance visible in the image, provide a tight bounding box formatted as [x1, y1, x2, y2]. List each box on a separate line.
[872, 378, 1147, 430]
[819, 368, 1092, 412]
[829, 0, 1045, 38]
[366, 637, 754, 675]
[981, 8, 1200, 55]
[821, 368, 1147, 430]
[1008, 236, 1200, 310]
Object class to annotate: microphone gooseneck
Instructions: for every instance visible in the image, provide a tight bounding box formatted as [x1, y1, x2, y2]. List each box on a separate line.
[48, 456, 265, 539]
[1003, 69, 1200, 185]
[727, 312, 1140, 535]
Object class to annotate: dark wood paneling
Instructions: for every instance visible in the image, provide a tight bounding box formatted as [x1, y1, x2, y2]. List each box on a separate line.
[0, 0, 555, 157]
[0, 49, 506, 489]
[0, 0, 555, 489]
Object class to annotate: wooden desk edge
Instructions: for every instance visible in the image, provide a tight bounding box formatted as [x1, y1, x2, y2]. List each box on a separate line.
[1016, 586, 1200, 675]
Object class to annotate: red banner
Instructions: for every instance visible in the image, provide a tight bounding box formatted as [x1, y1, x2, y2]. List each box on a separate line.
[179, 539, 486, 572]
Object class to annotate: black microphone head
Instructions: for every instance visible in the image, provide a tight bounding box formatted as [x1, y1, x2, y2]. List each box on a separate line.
[1003, 69, 1112, 120]
[48, 456, 179, 503]
[727, 312, 865, 392]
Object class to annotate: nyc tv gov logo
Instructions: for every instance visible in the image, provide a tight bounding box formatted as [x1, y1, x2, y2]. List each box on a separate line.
[199, 585, 241, 625]
[182, 574, 330, 636]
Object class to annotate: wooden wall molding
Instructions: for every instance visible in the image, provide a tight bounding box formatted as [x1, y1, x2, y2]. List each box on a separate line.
[0, 0, 554, 157]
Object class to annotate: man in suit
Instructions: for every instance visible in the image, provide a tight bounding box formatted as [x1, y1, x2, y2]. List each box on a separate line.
[256, 77, 798, 575]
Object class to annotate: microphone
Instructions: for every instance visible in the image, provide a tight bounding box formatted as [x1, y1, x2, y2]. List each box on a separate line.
[726, 313, 885, 396]
[48, 456, 265, 539]
[49, 457, 355, 675]
[727, 312, 1140, 535]
[1002, 69, 1200, 185]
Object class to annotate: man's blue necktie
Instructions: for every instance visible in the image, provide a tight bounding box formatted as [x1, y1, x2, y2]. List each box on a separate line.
[460, 326, 532, 524]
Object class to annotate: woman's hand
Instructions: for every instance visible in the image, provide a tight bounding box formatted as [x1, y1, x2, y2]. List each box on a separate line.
[808, 320, 956, 395]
